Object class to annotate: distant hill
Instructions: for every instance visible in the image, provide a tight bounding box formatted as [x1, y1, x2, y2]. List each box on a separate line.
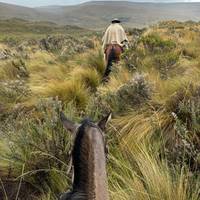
[0, 1, 200, 29]
[0, 2, 39, 20]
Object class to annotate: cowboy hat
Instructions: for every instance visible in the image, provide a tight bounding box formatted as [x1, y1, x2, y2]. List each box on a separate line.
[111, 18, 121, 23]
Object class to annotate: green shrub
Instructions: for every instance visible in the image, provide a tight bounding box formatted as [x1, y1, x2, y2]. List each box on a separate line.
[122, 47, 144, 71]
[40, 35, 93, 60]
[0, 79, 31, 105]
[96, 73, 152, 113]
[126, 28, 146, 37]
[154, 51, 180, 79]
[141, 34, 176, 53]
[116, 73, 152, 109]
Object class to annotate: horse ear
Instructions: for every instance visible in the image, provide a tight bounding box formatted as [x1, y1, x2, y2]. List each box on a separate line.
[97, 113, 112, 132]
[60, 112, 79, 134]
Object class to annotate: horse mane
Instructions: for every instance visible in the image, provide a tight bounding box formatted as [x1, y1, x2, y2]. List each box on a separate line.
[71, 119, 98, 199]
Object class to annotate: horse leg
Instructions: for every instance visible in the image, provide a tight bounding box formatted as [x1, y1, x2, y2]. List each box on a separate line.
[59, 190, 73, 200]
[103, 47, 115, 81]
[104, 61, 112, 77]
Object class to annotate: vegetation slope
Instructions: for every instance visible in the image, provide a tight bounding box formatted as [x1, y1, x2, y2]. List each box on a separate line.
[0, 19, 200, 200]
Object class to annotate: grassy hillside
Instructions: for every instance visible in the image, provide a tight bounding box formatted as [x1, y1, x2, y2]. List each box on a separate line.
[1, 1, 200, 28]
[0, 20, 200, 199]
[0, 18, 93, 42]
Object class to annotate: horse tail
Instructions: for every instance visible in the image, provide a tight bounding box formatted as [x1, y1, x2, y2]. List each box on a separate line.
[107, 46, 116, 68]
[104, 46, 116, 77]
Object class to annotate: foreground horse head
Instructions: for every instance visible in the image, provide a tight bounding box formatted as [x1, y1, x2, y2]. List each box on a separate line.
[60, 112, 111, 200]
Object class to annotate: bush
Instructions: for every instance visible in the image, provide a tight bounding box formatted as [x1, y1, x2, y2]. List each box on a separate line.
[96, 73, 152, 113]
[40, 35, 94, 61]
[165, 84, 200, 171]
[168, 84, 200, 133]
[127, 28, 146, 37]
[116, 73, 152, 109]
[154, 51, 180, 79]
[0, 79, 31, 104]
[141, 34, 176, 53]
[122, 47, 144, 71]
[2, 36, 20, 46]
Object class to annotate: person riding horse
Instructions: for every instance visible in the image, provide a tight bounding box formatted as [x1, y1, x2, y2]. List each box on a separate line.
[102, 18, 128, 79]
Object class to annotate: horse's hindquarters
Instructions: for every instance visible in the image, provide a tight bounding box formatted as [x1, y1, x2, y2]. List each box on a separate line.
[103, 44, 123, 78]
[105, 44, 123, 62]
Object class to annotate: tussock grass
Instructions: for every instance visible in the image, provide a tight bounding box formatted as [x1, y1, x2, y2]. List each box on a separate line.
[109, 142, 200, 200]
[0, 61, 20, 80]
[70, 67, 101, 92]
[43, 79, 90, 109]
[86, 48, 105, 75]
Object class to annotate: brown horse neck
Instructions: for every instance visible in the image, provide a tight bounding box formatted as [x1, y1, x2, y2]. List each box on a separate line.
[73, 126, 109, 200]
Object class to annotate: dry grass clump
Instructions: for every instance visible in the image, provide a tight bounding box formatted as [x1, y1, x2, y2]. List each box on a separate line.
[182, 47, 199, 60]
[0, 59, 29, 80]
[86, 49, 105, 75]
[98, 63, 132, 94]
[43, 79, 90, 109]
[70, 67, 101, 92]
[109, 141, 200, 200]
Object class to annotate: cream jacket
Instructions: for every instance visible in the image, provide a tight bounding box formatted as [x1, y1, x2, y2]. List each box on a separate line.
[102, 23, 128, 50]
